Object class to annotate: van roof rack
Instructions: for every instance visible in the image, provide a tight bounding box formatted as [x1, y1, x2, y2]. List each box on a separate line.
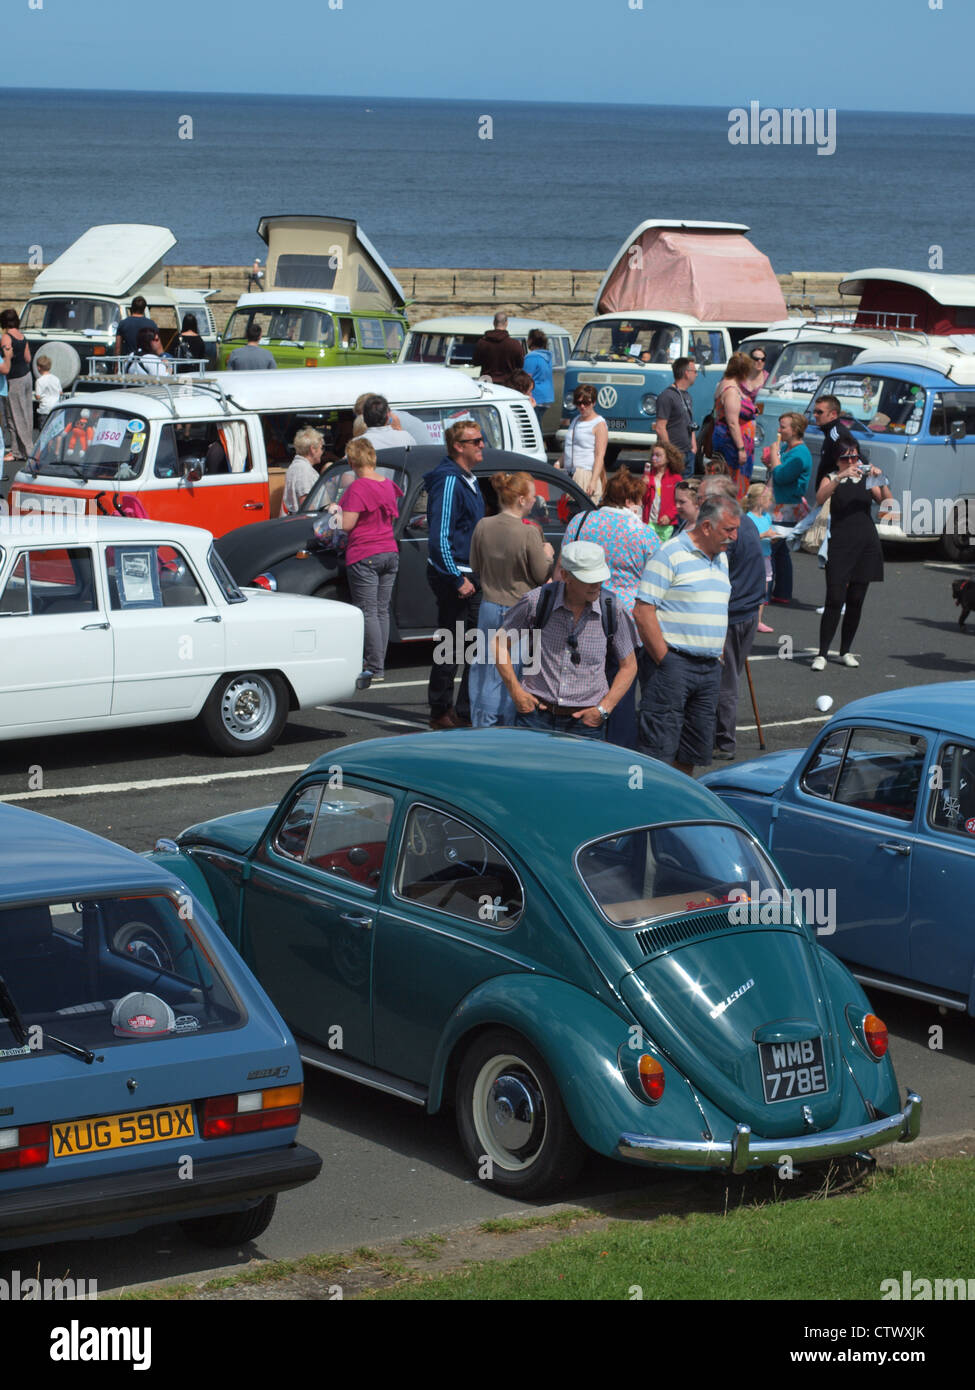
[72, 376, 236, 418]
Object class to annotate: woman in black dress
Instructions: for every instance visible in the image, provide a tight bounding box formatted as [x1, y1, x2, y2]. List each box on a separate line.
[810, 444, 893, 670]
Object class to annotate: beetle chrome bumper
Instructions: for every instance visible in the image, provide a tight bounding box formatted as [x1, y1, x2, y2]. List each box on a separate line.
[617, 1090, 922, 1174]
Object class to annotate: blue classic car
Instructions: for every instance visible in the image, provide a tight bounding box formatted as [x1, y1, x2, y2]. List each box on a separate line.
[152, 731, 920, 1196]
[702, 682, 975, 1017]
[0, 804, 320, 1251]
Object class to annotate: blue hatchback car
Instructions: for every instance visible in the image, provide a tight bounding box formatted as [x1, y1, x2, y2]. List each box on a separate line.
[0, 804, 320, 1251]
[702, 682, 975, 1016]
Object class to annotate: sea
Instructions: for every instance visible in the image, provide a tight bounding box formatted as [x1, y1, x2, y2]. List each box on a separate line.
[1, 90, 973, 275]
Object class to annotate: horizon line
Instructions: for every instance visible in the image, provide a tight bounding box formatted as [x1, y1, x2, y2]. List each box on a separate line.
[0, 86, 971, 120]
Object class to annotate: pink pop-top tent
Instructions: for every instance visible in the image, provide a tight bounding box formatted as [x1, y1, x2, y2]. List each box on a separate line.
[596, 221, 787, 323]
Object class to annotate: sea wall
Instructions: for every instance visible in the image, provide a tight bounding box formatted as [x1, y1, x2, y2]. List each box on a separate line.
[0, 264, 850, 336]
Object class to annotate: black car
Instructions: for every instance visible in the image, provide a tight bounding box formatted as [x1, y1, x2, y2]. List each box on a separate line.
[215, 447, 594, 641]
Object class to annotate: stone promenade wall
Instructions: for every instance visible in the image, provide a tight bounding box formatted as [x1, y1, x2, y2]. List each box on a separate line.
[0, 264, 851, 337]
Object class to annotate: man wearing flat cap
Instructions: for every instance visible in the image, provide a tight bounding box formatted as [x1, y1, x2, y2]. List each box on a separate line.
[494, 541, 637, 739]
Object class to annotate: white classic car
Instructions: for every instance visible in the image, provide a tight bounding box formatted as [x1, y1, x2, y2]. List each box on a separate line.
[0, 516, 363, 753]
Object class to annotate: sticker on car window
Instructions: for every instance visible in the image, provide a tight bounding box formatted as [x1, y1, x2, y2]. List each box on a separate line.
[91, 418, 126, 449]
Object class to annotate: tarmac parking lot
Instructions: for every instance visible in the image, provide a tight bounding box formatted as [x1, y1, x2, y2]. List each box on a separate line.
[1, 540, 973, 1292]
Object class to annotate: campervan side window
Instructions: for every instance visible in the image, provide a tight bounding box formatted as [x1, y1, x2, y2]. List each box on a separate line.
[929, 392, 975, 438]
[274, 255, 338, 290]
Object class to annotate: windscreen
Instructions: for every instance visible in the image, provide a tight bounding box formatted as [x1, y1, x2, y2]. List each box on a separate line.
[29, 407, 150, 480]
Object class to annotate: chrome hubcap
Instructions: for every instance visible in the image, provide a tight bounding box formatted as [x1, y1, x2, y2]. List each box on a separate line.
[472, 1054, 547, 1170]
[219, 675, 275, 741]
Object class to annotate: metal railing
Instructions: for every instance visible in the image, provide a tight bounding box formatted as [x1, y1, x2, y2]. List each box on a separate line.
[81, 354, 212, 378]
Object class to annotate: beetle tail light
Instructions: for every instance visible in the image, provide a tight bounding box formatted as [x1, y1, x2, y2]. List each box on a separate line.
[252, 573, 277, 591]
[0, 1123, 50, 1171]
[637, 1055, 665, 1103]
[863, 1014, 889, 1059]
[200, 1084, 303, 1139]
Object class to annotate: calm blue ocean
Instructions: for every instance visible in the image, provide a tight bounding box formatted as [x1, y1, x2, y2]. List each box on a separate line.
[1, 90, 973, 274]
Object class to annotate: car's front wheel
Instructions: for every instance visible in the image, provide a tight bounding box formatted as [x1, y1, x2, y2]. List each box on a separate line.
[455, 1029, 586, 1197]
[200, 671, 288, 756]
[940, 528, 975, 563]
[182, 1195, 277, 1247]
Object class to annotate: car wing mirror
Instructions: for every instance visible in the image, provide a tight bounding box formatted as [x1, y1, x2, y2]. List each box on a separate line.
[180, 462, 203, 485]
[951, 419, 966, 441]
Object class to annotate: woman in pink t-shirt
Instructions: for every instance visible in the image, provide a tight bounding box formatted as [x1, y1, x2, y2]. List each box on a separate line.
[340, 438, 403, 686]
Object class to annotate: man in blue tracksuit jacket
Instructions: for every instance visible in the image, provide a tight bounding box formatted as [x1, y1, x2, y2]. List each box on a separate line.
[425, 421, 486, 726]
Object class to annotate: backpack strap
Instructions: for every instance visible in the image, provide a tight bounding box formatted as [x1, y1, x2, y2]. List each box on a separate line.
[600, 589, 617, 645]
[532, 582, 557, 632]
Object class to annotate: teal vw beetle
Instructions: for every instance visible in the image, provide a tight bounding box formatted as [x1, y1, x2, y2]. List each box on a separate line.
[151, 732, 920, 1196]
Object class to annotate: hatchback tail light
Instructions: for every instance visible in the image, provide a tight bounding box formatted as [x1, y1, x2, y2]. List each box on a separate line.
[0, 1123, 50, 1171]
[252, 573, 277, 591]
[200, 1084, 303, 1139]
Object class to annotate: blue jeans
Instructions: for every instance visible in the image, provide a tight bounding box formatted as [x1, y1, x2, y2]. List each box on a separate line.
[469, 599, 518, 727]
[347, 551, 398, 675]
[515, 707, 606, 740]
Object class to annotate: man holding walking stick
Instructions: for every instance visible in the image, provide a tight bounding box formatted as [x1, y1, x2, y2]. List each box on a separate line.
[699, 475, 766, 762]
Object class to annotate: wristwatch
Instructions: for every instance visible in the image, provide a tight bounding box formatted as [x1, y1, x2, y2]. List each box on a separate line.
[597, 704, 610, 723]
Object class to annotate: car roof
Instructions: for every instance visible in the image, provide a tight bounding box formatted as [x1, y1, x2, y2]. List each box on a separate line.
[405, 316, 572, 337]
[832, 681, 975, 739]
[0, 515, 212, 547]
[316, 445, 576, 489]
[304, 731, 730, 848]
[0, 803, 180, 909]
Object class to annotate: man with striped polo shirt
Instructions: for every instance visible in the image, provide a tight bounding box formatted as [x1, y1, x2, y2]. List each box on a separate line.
[634, 494, 740, 775]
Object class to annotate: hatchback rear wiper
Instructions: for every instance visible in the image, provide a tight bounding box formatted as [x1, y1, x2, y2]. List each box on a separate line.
[0, 972, 96, 1065]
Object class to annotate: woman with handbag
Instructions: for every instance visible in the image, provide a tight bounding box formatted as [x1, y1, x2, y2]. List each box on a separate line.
[0, 309, 33, 464]
[768, 411, 812, 605]
[710, 353, 757, 494]
[562, 383, 608, 502]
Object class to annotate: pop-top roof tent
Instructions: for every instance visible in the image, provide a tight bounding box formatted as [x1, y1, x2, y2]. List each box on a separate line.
[839, 269, 975, 340]
[595, 220, 788, 324]
[30, 224, 177, 298]
[257, 215, 406, 315]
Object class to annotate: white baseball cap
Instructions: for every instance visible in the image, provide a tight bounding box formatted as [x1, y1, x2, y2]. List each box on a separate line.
[559, 540, 611, 583]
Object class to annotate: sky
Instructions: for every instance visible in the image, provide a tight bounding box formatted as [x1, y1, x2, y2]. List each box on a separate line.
[4, 0, 973, 114]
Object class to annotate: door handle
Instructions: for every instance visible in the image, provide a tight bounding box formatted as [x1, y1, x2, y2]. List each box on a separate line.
[340, 912, 374, 930]
[82, 622, 110, 630]
[878, 841, 911, 856]
[194, 614, 222, 623]
[242, 502, 263, 510]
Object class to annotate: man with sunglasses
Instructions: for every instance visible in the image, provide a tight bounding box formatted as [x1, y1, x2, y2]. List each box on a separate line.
[425, 421, 487, 728]
[493, 541, 637, 740]
[812, 394, 857, 488]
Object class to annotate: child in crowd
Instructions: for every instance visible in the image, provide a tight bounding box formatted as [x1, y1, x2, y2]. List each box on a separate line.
[33, 355, 62, 421]
[743, 481, 780, 633]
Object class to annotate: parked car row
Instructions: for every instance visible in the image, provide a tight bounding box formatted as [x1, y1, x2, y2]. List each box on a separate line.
[2, 727, 926, 1251]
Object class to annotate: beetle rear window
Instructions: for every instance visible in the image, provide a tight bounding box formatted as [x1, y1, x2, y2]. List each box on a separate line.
[577, 823, 780, 927]
[0, 895, 242, 1060]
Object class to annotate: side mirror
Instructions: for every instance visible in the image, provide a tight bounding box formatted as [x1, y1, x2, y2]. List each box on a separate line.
[180, 462, 203, 485]
[951, 419, 966, 441]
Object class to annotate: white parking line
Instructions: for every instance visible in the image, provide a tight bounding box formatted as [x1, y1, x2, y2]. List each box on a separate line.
[0, 764, 309, 804]
[318, 705, 429, 730]
[738, 714, 830, 733]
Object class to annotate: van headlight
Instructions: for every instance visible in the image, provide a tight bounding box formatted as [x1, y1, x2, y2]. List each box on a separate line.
[640, 393, 658, 417]
[563, 396, 575, 412]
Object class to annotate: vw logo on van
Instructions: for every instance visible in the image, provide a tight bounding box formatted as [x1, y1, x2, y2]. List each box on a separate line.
[596, 386, 618, 410]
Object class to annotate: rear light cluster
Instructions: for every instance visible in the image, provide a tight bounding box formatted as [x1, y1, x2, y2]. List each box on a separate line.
[846, 1007, 889, 1060]
[637, 1055, 665, 1103]
[0, 1123, 50, 1171]
[863, 1014, 889, 1059]
[252, 574, 277, 591]
[200, 1084, 302, 1139]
